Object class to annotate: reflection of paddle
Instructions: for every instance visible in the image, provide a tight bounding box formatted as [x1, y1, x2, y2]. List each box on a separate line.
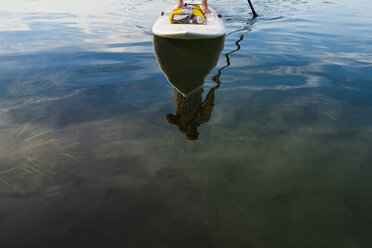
[212, 35, 244, 85]
[212, 13, 257, 85]
[247, 0, 259, 18]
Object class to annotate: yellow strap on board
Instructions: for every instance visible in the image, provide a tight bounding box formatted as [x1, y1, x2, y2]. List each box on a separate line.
[169, 4, 206, 24]
[192, 4, 204, 17]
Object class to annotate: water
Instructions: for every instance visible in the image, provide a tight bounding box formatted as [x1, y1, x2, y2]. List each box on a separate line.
[1, 0, 371, 247]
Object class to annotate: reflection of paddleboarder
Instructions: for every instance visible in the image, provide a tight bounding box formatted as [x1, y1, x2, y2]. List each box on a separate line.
[167, 85, 217, 140]
[153, 34, 224, 140]
[164, 32, 245, 141]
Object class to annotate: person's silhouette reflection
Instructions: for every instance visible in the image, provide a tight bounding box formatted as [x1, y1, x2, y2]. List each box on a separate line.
[167, 85, 218, 140]
[153, 35, 224, 140]
[153, 20, 253, 140]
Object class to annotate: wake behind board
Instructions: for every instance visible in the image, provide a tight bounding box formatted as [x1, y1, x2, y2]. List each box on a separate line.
[152, 1, 226, 39]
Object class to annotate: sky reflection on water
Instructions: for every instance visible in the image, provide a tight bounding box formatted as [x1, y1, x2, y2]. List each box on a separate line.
[0, 0, 372, 247]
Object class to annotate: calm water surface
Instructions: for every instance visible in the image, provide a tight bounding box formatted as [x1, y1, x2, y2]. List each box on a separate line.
[0, 0, 371, 247]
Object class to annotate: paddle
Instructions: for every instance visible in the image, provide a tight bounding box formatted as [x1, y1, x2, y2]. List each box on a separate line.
[247, 0, 259, 17]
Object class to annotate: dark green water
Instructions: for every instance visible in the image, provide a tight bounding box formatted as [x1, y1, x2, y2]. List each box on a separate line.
[0, 0, 371, 247]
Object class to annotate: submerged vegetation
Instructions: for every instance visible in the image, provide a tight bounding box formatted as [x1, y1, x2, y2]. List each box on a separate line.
[0, 104, 80, 196]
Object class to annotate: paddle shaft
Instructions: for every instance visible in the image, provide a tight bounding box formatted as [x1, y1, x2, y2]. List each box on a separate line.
[247, 0, 258, 17]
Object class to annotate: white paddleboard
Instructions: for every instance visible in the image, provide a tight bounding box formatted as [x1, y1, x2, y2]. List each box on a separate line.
[152, 1, 226, 39]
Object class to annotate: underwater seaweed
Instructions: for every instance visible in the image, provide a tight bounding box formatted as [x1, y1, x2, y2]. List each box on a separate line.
[0, 107, 80, 196]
